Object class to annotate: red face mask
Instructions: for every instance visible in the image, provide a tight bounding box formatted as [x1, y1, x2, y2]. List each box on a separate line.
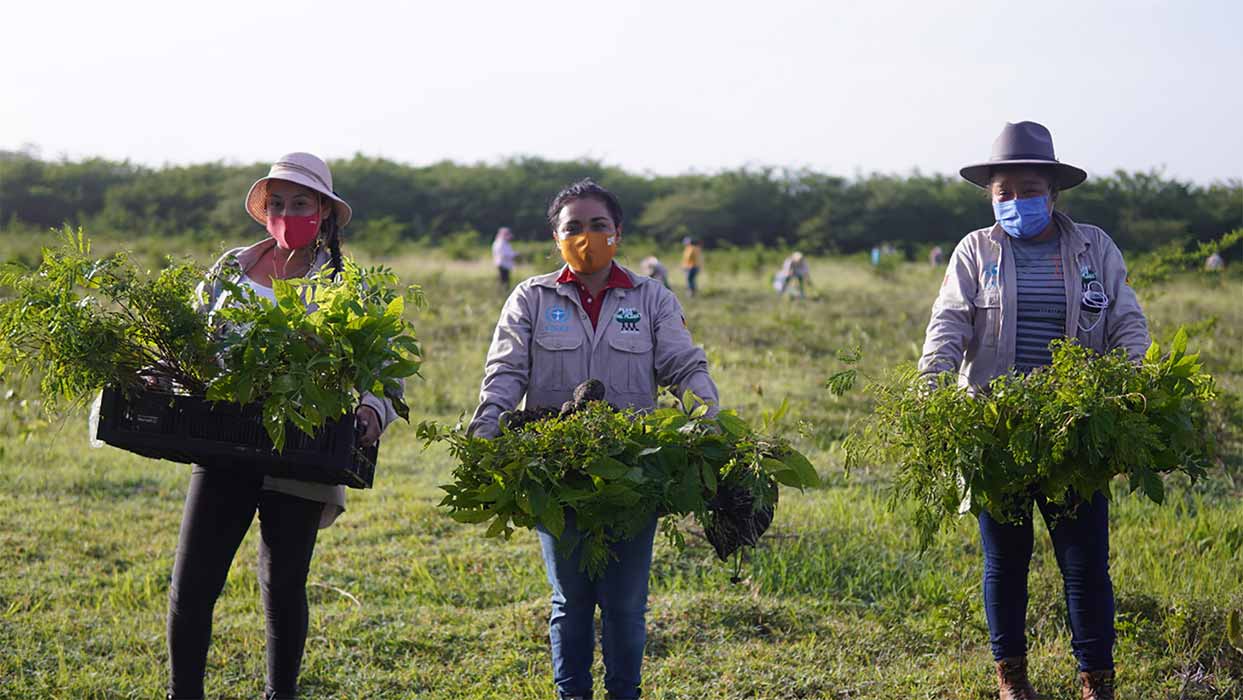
[266, 214, 320, 249]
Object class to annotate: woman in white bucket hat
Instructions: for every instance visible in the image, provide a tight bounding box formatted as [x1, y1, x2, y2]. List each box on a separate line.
[165, 153, 395, 700]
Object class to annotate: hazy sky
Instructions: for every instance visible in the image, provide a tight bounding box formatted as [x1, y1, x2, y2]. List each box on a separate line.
[3, 0, 1240, 183]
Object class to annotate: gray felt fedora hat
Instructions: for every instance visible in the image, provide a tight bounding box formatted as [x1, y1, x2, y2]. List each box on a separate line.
[959, 121, 1087, 190]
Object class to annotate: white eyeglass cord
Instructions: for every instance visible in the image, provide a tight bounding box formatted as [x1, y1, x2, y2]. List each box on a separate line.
[1077, 280, 1110, 333]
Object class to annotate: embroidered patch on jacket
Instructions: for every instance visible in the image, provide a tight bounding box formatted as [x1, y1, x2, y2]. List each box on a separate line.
[983, 262, 1000, 289]
[543, 305, 570, 332]
[615, 307, 641, 332]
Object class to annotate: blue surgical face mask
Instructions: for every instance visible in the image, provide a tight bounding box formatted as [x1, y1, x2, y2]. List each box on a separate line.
[993, 195, 1052, 239]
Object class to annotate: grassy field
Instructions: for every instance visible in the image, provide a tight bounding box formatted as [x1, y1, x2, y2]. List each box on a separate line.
[1, 236, 1242, 699]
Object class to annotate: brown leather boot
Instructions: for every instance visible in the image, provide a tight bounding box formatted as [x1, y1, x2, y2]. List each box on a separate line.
[1080, 669, 1115, 700]
[995, 657, 1042, 700]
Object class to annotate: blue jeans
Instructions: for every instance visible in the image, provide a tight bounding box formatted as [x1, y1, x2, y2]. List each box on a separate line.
[978, 490, 1115, 672]
[685, 267, 699, 296]
[537, 512, 659, 700]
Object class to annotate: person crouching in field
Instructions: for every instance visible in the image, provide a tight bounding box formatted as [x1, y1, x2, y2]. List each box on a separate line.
[776, 251, 811, 299]
[918, 123, 1149, 700]
[469, 179, 720, 700]
[166, 153, 398, 700]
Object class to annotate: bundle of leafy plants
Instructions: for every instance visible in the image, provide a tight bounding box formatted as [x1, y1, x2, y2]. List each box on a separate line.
[203, 257, 424, 450]
[0, 228, 424, 451]
[0, 229, 218, 403]
[417, 388, 820, 579]
[836, 331, 1217, 550]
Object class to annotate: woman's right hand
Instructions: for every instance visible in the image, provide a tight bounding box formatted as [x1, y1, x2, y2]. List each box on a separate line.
[140, 369, 175, 392]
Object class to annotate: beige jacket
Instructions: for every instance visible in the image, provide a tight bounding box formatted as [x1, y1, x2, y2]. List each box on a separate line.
[918, 212, 1149, 389]
[195, 238, 399, 527]
[469, 264, 719, 438]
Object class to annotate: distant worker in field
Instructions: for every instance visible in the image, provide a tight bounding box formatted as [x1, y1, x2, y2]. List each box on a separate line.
[492, 226, 517, 288]
[681, 236, 703, 297]
[929, 245, 945, 267]
[639, 255, 670, 287]
[1205, 251, 1225, 271]
[775, 251, 811, 299]
[919, 121, 1149, 700]
[870, 245, 881, 266]
[172, 153, 398, 700]
[470, 179, 720, 700]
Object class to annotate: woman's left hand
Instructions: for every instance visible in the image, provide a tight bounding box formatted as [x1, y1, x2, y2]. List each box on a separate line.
[356, 405, 382, 446]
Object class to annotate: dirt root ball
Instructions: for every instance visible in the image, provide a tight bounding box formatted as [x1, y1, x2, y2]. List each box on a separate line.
[501, 380, 614, 430]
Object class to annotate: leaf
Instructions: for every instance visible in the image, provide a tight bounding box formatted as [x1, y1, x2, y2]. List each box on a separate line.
[384, 295, 404, 320]
[272, 278, 303, 313]
[479, 482, 505, 502]
[1145, 340, 1161, 364]
[387, 392, 411, 422]
[681, 388, 701, 412]
[715, 411, 749, 437]
[485, 515, 510, 538]
[772, 469, 806, 488]
[760, 457, 790, 476]
[540, 503, 566, 540]
[379, 359, 421, 380]
[587, 456, 631, 480]
[391, 335, 422, 355]
[700, 460, 717, 493]
[1142, 470, 1165, 505]
[271, 374, 298, 394]
[527, 482, 549, 516]
[826, 368, 857, 397]
[263, 404, 286, 452]
[782, 450, 821, 487]
[450, 509, 495, 524]
[1171, 326, 1188, 359]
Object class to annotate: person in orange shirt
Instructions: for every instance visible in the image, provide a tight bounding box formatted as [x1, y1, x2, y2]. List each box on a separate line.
[680, 236, 703, 297]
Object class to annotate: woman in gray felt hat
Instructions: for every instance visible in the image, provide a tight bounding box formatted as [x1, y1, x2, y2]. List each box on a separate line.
[918, 122, 1150, 700]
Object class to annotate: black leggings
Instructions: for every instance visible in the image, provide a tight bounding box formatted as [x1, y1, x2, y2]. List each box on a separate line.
[167, 465, 323, 699]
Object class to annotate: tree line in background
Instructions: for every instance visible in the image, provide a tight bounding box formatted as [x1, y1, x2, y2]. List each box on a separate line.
[1, 150, 1239, 255]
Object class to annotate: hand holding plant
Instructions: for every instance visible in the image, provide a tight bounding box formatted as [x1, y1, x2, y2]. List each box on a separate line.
[0, 229, 425, 452]
[418, 392, 819, 579]
[836, 330, 1217, 551]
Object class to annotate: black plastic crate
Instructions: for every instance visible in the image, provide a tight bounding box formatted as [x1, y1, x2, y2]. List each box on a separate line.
[94, 386, 378, 488]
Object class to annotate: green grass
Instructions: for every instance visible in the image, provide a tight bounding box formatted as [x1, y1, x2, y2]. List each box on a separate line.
[1, 238, 1242, 698]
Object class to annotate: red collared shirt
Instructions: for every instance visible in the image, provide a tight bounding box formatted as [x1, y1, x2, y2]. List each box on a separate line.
[556, 263, 634, 329]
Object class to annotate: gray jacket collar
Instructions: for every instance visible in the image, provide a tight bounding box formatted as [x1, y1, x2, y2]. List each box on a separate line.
[529, 263, 645, 291]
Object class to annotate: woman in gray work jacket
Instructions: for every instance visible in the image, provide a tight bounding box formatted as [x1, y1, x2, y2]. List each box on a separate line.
[919, 122, 1148, 700]
[469, 179, 719, 700]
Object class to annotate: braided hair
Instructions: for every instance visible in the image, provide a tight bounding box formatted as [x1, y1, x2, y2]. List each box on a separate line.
[318, 195, 344, 279]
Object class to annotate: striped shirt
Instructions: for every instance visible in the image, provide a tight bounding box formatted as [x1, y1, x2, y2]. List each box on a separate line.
[1011, 236, 1066, 373]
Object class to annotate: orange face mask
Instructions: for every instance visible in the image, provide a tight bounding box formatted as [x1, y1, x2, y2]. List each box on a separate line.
[557, 231, 618, 274]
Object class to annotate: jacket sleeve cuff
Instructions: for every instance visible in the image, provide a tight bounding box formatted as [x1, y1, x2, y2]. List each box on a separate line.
[359, 392, 394, 433]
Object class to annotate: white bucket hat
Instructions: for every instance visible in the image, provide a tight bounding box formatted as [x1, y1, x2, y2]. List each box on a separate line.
[245, 152, 353, 228]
